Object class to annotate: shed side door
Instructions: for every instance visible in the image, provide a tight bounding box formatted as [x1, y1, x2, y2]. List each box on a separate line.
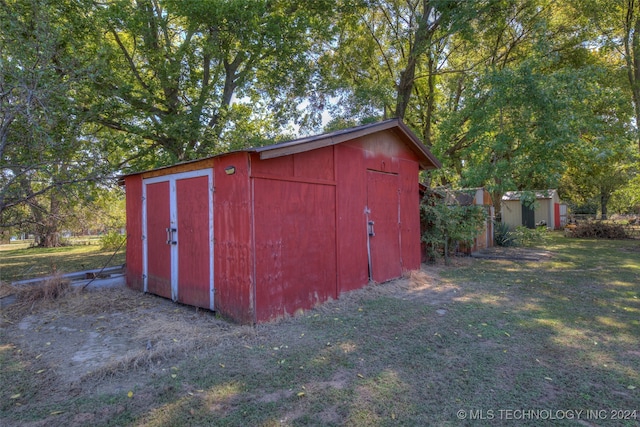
[144, 181, 172, 299]
[366, 170, 401, 282]
[176, 175, 214, 309]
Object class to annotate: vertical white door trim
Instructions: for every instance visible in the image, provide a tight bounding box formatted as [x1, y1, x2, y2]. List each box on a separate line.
[169, 178, 178, 301]
[142, 183, 148, 293]
[208, 178, 214, 311]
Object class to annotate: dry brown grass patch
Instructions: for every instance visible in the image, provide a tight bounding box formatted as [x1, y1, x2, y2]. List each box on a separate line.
[16, 275, 71, 302]
[0, 281, 14, 298]
[80, 312, 258, 383]
[1, 283, 260, 389]
[2, 276, 72, 321]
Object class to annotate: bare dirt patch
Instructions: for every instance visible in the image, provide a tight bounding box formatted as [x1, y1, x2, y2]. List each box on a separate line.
[1, 285, 255, 398]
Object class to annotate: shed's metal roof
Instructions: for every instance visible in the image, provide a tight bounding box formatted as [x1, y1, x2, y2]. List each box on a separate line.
[502, 190, 558, 201]
[120, 118, 441, 180]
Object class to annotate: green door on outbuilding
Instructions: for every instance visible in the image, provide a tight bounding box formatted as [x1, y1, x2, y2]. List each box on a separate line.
[522, 204, 535, 228]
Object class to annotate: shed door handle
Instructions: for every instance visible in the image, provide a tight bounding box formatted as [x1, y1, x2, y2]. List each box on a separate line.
[166, 227, 177, 245]
[368, 221, 375, 237]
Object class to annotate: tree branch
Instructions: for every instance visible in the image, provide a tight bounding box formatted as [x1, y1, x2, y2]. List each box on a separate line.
[109, 28, 153, 95]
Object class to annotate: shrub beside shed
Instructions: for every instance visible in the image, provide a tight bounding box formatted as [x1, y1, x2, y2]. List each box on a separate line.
[122, 119, 441, 323]
[452, 188, 495, 253]
[420, 187, 494, 259]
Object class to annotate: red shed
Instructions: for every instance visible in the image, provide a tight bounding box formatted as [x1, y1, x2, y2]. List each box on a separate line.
[122, 119, 440, 323]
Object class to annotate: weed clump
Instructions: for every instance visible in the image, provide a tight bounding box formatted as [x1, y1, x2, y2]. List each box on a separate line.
[494, 222, 515, 247]
[14, 275, 71, 304]
[0, 281, 14, 299]
[495, 224, 547, 247]
[2, 276, 72, 323]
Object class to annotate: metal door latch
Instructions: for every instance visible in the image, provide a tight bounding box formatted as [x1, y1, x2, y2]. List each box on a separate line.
[368, 221, 375, 237]
[166, 227, 177, 245]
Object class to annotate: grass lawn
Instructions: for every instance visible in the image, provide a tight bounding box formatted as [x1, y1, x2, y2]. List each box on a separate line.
[0, 241, 126, 283]
[0, 232, 638, 426]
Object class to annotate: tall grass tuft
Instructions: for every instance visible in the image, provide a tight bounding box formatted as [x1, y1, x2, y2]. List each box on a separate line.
[15, 275, 71, 304]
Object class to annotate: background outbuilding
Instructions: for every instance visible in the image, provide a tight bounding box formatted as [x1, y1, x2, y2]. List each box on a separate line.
[122, 119, 440, 323]
[501, 190, 566, 230]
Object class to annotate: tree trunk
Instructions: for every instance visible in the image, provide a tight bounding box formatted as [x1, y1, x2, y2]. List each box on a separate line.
[600, 191, 609, 220]
[396, 61, 416, 120]
[423, 52, 436, 146]
[34, 190, 62, 248]
[39, 229, 60, 247]
[623, 0, 640, 153]
[395, 1, 439, 120]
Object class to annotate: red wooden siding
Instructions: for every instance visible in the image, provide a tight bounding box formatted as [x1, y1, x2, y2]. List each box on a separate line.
[145, 180, 172, 299]
[176, 175, 211, 308]
[251, 153, 293, 178]
[335, 144, 369, 293]
[359, 133, 402, 174]
[399, 158, 421, 270]
[213, 153, 254, 323]
[252, 148, 338, 322]
[124, 175, 143, 291]
[293, 148, 334, 181]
